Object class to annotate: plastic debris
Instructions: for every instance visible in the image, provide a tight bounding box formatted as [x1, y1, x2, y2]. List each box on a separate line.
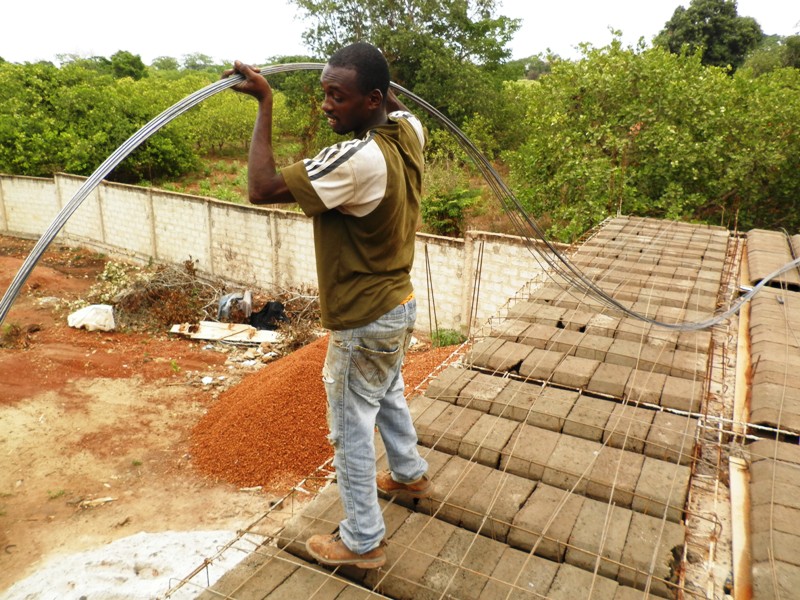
[217, 291, 252, 321]
[250, 300, 288, 330]
[67, 304, 116, 332]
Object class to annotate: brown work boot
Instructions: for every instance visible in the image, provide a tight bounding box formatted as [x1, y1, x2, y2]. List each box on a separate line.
[306, 533, 386, 569]
[376, 469, 432, 499]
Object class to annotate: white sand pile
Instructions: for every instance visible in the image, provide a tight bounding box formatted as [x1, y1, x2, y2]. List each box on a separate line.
[2, 530, 256, 600]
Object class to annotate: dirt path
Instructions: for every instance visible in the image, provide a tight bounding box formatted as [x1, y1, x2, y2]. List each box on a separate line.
[0, 236, 456, 595]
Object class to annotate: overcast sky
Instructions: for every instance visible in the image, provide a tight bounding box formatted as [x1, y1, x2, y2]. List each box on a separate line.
[2, 0, 797, 66]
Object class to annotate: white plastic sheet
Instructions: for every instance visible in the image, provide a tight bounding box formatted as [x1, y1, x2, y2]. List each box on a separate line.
[67, 304, 116, 332]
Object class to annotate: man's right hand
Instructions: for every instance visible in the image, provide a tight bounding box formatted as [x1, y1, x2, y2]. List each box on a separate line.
[222, 61, 273, 103]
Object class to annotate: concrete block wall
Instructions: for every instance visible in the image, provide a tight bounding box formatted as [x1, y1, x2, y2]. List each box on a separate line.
[0, 175, 59, 235]
[411, 234, 465, 332]
[272, 211, 317, 288]
[58, 175, 105, 242]
[467, 231, 549, 327]
[209, 203, 276, 286]
[99, 184, 155, 258]
[151, 192, 212, 271]
[0, 173, 553, 333]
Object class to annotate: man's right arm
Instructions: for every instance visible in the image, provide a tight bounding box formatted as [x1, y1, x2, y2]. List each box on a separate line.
[224, 61, 295, 205]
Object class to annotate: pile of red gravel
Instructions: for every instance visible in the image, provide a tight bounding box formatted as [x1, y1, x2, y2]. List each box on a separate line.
[190, 336, 460, 491]
[190, 336, 331, 490]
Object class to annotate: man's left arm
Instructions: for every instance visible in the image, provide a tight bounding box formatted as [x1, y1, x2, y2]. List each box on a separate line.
[386, 88, 410, 114]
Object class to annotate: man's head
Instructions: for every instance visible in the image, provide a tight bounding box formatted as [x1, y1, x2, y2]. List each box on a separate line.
[328, 42, 390, 96]
[321, 42, 391, 137]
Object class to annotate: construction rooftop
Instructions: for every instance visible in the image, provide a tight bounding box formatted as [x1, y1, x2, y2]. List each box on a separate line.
[166, 216, 799, 600]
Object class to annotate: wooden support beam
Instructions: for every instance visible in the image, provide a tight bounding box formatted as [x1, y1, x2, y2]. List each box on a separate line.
[729, 456, 752, 600]
[731, 240, 752, 598]
[733, 246, 751, 440]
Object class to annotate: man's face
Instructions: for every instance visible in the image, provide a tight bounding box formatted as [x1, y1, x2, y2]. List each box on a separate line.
[320, 65, 375, 136]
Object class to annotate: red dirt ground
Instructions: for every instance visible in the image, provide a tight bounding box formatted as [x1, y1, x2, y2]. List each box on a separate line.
[0, 235, 458, 593]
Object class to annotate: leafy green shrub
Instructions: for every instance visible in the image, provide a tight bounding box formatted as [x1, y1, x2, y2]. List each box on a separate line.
[0, 322, 24, 348]
[426, 128, 470, 165]
[431, 329, 466, 347]
[0, 62, 212, 182]
[421, 187, 482, 237]
[460, 113, 501, 161]
[420, 154, 484, 237]
[507, 38, 800, 240]
[87, 261, 144, 304]
[211, 186, 246, 204]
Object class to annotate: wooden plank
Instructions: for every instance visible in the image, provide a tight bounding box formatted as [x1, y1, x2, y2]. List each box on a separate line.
[170, 320, 281, 344]
[734, 250, 751, 440]
[729, 456, 753, 600]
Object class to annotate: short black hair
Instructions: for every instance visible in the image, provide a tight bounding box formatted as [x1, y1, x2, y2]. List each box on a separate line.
[328, 42, 390, 96]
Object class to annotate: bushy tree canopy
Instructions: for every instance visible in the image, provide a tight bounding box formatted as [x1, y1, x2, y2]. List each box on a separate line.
[182, 52, 221, 72]
[56, 54, 113, 73]
[654, 0, 763, 70]
[111, 50, 148, 80]
[2, 33, 797, 241]
[291, 0, 519, 123]
[151, 56, 181, 71]
[506, 40, 800, 240]
[0, 61, 261, 182]
[741, 35, 800, 76]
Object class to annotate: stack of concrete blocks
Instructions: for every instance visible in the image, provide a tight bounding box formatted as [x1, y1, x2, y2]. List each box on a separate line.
[743, 238, 800, 598]
[224, 216, 726, 600]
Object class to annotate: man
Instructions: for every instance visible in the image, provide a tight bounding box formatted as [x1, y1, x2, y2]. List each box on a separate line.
[224, 42, 430, 569]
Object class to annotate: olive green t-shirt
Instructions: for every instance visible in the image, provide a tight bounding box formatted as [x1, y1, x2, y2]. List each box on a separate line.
[281, 112, 426, 330]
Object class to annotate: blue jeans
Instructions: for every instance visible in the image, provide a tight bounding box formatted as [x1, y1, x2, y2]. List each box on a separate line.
[322, 299, 428, 554]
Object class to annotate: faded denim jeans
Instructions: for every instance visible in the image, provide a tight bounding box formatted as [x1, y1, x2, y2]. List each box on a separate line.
[323, 299, 428, 554]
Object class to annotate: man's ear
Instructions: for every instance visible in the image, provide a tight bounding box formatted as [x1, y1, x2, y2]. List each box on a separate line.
[367, 88, 384, 110]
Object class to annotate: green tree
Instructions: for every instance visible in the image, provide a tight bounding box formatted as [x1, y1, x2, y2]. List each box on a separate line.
[0, 61, 64, 175]
[51, 64, 126, 174]
[291, 0, 519, 123]
[151, 56, 180, 71]
[654, 0, 763, 70]
[56, 53, 113, 74]
[508, 55, 554, 80]
[741, 35, 800, 76]
[727, 67, 800, 230]
[185, 86, 260, 155]
[109, 75, 201, 182]
[111, 50, 148, 80]
[787, 35, 800, 68]
[182, 52, 218, 72]
[506, 39, 800, 240]
[0, 61, 202, 181]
